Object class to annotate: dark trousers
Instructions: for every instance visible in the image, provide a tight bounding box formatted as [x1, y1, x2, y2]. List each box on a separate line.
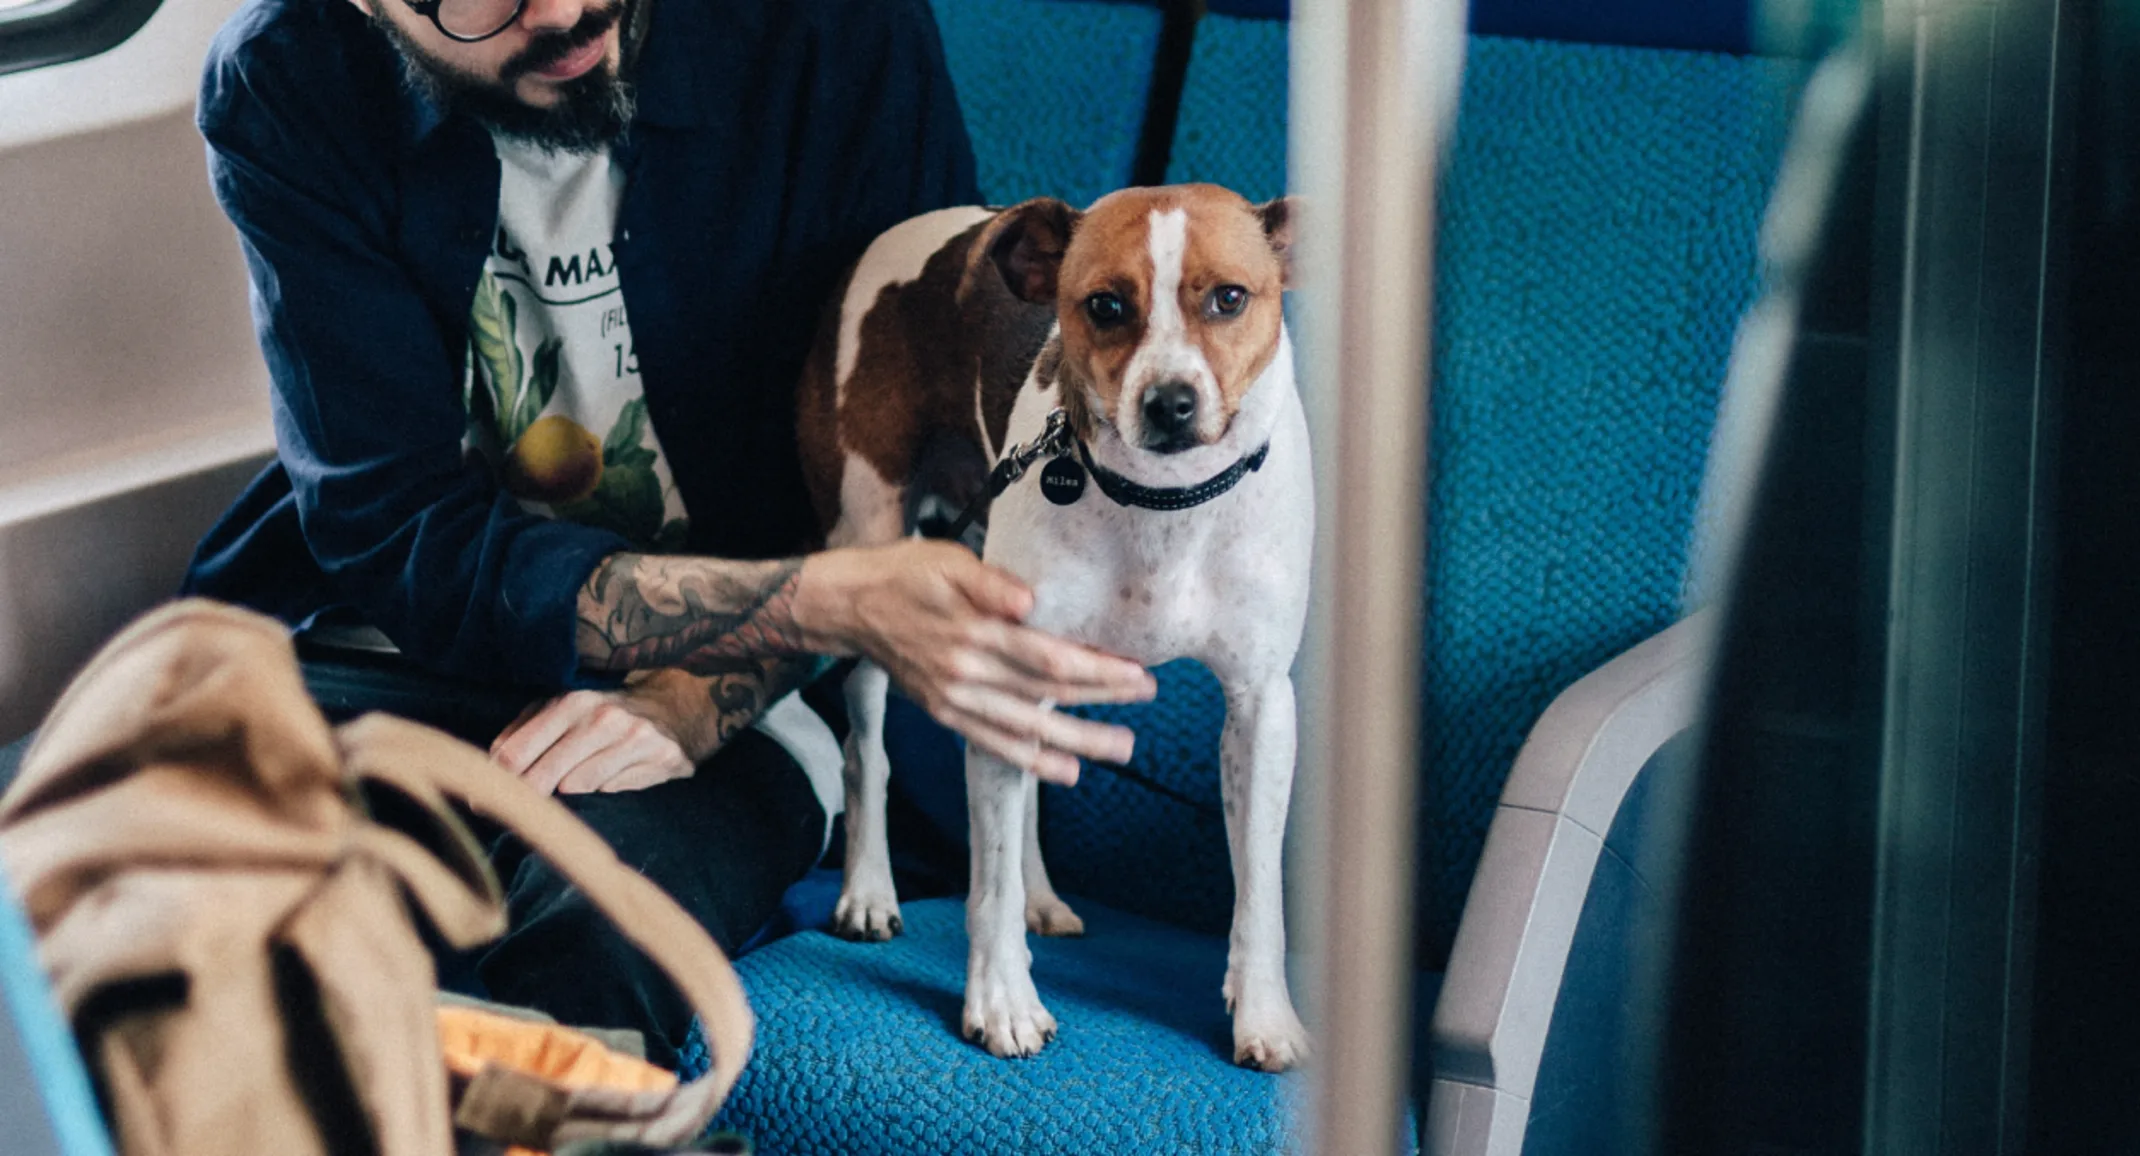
[460, 726, 826, 1068]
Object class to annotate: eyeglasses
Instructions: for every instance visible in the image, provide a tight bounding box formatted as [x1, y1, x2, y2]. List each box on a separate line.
[400, 0, 527, 43]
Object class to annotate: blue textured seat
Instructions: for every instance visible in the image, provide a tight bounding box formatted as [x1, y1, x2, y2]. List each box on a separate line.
[1165, 17, 1804, 964]
[1163, 13, 1287, 199]
[695, 899, 1422, 1153]
[926, 0, 1163, 208]
[1413, 38, 1801, 962]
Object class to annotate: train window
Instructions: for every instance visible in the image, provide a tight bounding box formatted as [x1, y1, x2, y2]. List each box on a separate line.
[0, 0, 161, 75]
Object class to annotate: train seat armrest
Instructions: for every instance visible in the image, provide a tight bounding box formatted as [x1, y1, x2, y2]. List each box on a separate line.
[1427, 609, 1715, 1153]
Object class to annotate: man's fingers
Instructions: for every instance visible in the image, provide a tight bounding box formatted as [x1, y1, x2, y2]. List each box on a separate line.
[939, 706, 1084, 785]
[518, 707, 635, 795]
[492, 699, 548, 753]
[491, 692, 598, 771]
[949, 556, 1035, 623]
[942, 683, 1136, 765]
[555, 730, 690, 794]
[488, 690, 695, 796]
[984, 624, 1156, 705]
[551, 745, 633, 795]
[1037, 710, 1136, 766]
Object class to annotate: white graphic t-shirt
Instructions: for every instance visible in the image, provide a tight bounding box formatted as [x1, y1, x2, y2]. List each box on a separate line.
[465, 138, 843, 837]
[466, 136, 690, 552]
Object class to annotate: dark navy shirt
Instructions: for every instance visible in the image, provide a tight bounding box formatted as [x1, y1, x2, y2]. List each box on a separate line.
[184, 0, 979, 687]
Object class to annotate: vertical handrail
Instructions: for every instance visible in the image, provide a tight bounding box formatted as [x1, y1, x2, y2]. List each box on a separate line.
[1289, 0, 1465, 1150]
[1863, 0, 2061, 1150]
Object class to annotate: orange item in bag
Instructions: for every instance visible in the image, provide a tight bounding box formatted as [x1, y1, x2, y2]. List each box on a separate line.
[438, 1004, 678, 1155]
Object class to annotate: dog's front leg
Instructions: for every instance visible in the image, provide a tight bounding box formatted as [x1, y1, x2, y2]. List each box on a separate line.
[963, 751, 1056, 1057]
[832, 660, 902, 940]
[1222, 673, 1310, 1072]
[1022, 781, 1084, 936]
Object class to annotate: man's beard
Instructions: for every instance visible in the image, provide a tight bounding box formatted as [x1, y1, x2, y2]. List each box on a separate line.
[373, 1, 637, 153]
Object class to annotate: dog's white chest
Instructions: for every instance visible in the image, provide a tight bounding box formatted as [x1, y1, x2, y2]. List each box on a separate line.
[982, 378, 1312, 681]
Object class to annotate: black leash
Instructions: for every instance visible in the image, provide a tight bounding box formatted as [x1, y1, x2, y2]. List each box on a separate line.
[1081, 757, 1224, 817]
[937, 407, 1272, 546]
[939, 408, 1076, 545]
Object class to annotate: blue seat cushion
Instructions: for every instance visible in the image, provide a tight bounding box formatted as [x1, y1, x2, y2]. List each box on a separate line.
[1044, 659, 1235, 935]
[689, 897, 1387, 1154]
[1163, 12, 1288, 199]
[1415, 38, 1804, 962]
[1168, 28, 1807, 965]
[928, 0, 1163, 208]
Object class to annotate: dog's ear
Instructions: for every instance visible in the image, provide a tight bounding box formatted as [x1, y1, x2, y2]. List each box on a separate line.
[1255, 196, 1296, 289]
[963, 198, 1080, 305]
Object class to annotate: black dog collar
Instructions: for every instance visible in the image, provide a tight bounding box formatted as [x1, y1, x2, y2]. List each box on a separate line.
[1074, 437, 1271, 512]
[934, 409, 1273, 546]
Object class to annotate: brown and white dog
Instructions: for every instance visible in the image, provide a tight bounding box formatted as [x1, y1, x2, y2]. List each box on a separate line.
[796, 185, 1311, 1071]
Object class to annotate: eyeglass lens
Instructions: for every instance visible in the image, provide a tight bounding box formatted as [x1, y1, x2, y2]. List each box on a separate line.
[437, 0, 523, 40]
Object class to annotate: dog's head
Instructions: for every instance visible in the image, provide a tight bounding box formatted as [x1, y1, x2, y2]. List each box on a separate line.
[966, 185, 1294, 455]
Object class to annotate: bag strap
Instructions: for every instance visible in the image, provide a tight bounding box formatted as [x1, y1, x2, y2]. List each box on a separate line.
[335, 714, 753, 1149]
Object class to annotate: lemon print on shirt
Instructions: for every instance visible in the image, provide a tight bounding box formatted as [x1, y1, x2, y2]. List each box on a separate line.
[467, 269, 689, 551]
[508, 414, 603, 504]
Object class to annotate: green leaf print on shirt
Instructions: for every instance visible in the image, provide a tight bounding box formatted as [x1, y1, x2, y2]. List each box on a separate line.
[469, 273, 524, 439]
[547, 398, 678, 546]
[555, 465, 660, 543]
[606, 397, 649, 460]
[518, 337, 562, 437]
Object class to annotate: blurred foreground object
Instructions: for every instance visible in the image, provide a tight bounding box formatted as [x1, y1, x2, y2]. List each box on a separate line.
[0, 599, 754, 1156]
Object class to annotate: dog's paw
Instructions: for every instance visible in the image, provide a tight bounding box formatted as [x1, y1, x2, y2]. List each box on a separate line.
[962, 973, 1058, 1058]
[1025, 894, 1085, 937]
[1232, 1001, 1310, 1073]
[832, 888, 904, 942]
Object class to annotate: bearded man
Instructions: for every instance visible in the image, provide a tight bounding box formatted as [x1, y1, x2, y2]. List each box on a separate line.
[186, 0, 1155, 1067]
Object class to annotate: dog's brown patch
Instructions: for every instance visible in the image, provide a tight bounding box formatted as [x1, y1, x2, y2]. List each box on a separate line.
[795, 263, 856, 536]
[801, 216, 1054, 539]
[1032, 335, 1100, 441]
[1176, 185, 1291, 416]
[1053, 196, 1156, 425]
[967, 199, 1077, 308]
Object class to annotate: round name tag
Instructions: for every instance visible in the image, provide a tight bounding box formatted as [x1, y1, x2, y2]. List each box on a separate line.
[1040, 456, 1087, 505]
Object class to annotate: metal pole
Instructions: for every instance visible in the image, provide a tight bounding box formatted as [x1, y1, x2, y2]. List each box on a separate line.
[1290, 0, 1464, 1149]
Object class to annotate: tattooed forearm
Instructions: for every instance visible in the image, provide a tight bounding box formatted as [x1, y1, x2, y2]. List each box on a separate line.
[577, 553, 813, 673]
[696, 654, 831, 755]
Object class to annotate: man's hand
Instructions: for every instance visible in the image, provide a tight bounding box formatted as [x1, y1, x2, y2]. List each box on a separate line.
[491, 675, 699, 795]
[572, 541, 1157, 785]
[794, 540, 1157, 785]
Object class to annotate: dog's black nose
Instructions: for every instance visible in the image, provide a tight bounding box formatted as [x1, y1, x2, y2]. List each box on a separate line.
[1142, 382, 1199, 441]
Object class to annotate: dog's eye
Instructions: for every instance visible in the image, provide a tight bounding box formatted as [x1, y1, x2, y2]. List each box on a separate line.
[1207, 285, 1250, 318]
[1085, 292, 1128, 328]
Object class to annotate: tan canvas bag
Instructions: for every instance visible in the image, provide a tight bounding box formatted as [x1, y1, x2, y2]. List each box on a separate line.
[0, 599, 754, 1156]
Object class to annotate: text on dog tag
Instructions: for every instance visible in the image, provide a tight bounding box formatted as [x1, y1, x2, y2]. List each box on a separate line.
[1040, 456, 1086, 505]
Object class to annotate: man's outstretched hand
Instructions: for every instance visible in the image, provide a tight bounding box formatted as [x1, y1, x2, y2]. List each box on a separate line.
[796, 540, 1157, 785]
